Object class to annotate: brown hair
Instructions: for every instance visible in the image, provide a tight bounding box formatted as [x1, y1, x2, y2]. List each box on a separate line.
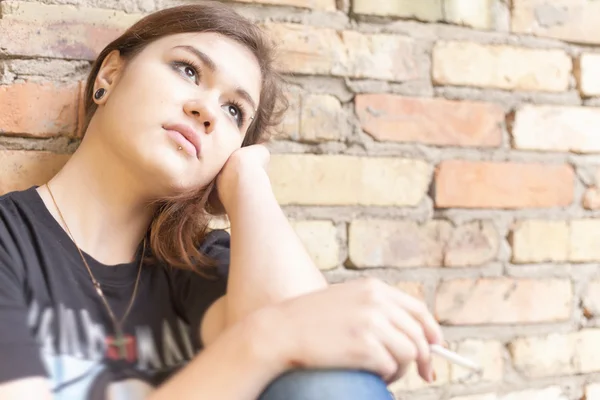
[82, 1, 287, 274]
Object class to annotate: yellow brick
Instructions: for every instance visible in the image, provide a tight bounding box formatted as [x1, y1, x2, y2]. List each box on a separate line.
[300, 94, 344, 142]
[352, 0, 443, 21]
[569, 219, 600, 262]
[451, 387, 567, 400]
[512, 105, 600, 153]
[509, 332, 578, 378]
[512, 0, 600, 45]
[263, 23, 419, 81]
[290, 221, 339, 270]
[582, 279, 600, 318]
[445, 0, 493, 29]
[348, 220, 498, 268]
[0, 151, 70, 195]
[433, 41, 571, 92]
[269, 154, 431, 206]
[509, 329, 600, 377]
[510, 220, 569, 263]
[230, 0, 335, 11]
[585, 383, 600, 400]
[577, 53, 600, 97]
[450, 340, 503, 383]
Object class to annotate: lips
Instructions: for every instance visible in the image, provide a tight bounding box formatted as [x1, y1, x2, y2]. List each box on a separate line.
[163, 123, 202, 158]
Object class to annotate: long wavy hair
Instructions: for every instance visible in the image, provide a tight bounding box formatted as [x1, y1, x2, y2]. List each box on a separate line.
[82, 1, 287, 273]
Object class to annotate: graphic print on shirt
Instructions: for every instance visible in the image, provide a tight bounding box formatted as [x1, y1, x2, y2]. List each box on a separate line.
[28, 299, 198, 400]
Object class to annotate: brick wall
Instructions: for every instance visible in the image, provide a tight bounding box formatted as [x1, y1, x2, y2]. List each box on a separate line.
[1, 0, 600, 398]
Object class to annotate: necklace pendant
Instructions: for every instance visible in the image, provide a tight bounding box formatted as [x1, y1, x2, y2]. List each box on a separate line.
[106, 332, 134, 361]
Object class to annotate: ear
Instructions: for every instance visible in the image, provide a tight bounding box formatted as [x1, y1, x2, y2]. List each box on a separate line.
[93, 49, 124, 104]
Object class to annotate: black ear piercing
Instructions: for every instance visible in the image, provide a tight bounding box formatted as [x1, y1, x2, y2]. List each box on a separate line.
[94, 88, 106, 100]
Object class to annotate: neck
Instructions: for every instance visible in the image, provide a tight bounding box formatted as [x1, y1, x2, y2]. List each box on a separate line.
[38, 131, 157, 265]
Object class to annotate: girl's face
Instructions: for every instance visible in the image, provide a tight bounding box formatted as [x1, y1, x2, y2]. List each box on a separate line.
[91, 32, 262, 195]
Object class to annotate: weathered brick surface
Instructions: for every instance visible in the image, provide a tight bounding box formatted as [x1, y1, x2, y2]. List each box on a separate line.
[351, 0, 444, 21]
[586, 383, 600, 400]
[444, 0, 492, 30]
[576, 53, 600, 97]
[0, 81, 80, 137]
[232, 0, 336, 10]
[0, 2, 138, 60]
[512, 105, 600, 153]
[511, 219, 600, 263]
[433, 42, 571, 92]
[450, 340, 503, 383]
[0, 151, 70, 195]
[511, 0, 600, 45]
[435, 161, 575, 209]
[352, 0, 492, 29]
[4, 0, 600, 398]
[450, 387, 568, 400]
[582, 279, 600, 318]
[348, 219, 498, 268]
[299, 94, 345, 142]
[289, 220, 339, 270]
[435, 278, 572, 324]
[159, 0, 335, 10]
[264, 23, 419, 81]
[355, 94, 503, 147]
[509, 329, 600, 377]
[269, 155, 431, 206]
[569, 219, 600, 262]
[510, 220, 569, 263]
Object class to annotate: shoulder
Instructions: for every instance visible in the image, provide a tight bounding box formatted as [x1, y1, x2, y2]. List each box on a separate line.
[199, 229, 230, 274]
[0, 186, 44, 248]
[164, 229, 231, 282]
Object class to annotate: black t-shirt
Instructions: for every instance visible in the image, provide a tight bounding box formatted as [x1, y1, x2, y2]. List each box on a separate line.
[0, 186, 230, 399]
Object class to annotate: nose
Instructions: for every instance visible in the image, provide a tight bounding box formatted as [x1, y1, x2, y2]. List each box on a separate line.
[183, 99, 217, 134]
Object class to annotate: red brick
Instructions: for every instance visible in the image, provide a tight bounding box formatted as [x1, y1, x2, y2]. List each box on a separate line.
[0, 151, 70, 195]
[435, 160, 574, 209]
[435, 278, 572, 324]
[0, 81, 79, 137]
[355, 94, 503, 147]
[0, 19, 122, 60]
[0, 1, 139, 61]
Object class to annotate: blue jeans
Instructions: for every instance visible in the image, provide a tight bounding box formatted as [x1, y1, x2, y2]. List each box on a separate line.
[258, 369, 394, 400]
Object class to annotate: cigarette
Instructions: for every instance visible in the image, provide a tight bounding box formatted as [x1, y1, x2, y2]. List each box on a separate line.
[430, 344, 482, 372]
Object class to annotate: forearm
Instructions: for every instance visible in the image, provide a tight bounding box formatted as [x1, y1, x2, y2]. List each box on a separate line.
[223, 168, 328, 322]
[150, 313, 285, 400]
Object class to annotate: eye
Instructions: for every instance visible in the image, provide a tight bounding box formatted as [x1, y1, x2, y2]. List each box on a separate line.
[222, 102, 247, 128]
[172, 60, 201, 84]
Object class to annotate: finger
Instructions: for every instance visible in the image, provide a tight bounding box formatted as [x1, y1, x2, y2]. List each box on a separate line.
[387, 287, 444, 346]
[352, 334, 399, 383]
[387, 306, 433, 382]
[376, 321, 420, 382]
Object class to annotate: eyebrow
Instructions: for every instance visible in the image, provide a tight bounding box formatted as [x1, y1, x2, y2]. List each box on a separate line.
[172, 45, 258, 113]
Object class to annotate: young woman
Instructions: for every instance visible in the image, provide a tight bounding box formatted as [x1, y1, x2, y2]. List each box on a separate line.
[0, 1, 444, 399]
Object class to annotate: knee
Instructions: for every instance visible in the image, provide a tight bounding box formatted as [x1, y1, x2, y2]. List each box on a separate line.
[258, 369, 393, 400]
